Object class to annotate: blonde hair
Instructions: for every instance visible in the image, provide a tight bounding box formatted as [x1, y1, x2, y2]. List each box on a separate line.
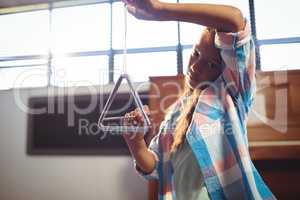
[171, 27, 217, 152]
[171, 85, 200, 152]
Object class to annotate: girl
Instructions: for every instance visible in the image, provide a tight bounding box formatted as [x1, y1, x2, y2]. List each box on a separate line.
[122, 1, 276, 199]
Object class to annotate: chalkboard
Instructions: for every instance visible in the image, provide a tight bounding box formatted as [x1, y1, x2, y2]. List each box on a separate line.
[27, 92, 148, 155]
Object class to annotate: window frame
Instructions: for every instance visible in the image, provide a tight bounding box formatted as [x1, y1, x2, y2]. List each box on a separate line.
[0, 0, 299, 90]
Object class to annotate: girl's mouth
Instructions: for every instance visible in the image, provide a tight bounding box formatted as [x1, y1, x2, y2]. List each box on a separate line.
[186, 73, 199, 89]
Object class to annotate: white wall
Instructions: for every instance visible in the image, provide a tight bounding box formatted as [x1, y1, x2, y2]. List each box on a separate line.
[0, 85, 148, 200]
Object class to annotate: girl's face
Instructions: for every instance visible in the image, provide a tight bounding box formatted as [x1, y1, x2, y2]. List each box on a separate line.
[186, 29, 223, 90]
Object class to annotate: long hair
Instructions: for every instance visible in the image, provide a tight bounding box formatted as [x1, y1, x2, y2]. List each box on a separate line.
[171, 84, 200, 152]
[171, 27, 217, 152]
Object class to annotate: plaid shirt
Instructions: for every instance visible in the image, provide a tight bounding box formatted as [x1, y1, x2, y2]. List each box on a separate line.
[135, 21, 276, 200]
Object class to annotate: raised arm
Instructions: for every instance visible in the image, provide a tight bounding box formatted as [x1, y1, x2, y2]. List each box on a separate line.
[124, 0, 244, 32]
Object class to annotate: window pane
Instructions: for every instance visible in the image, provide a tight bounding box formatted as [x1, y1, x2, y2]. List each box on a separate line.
[255, 0, 300, 39]
[112, 2, 178, 49]
[51, 4, 110, 54]
[0, 67, 47, 90]
[114, 52, 177, 82]
[182, 48, 193, 74]
[180, 0, 249, 45]
[51, 56, 108, 87]
[0, 10, 49, 57]
[180, 22, 204, 45]
[260, 44, 300, 71]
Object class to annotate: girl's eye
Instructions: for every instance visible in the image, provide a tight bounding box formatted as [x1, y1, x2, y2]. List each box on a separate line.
[192, 49, 200, 58]
[193, 50, 199, 57]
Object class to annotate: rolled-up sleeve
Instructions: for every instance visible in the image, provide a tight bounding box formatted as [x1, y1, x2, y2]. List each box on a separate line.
[133, 100, 182, 180]
[215, 20, 256, 112]
[134, 133, 161, 180]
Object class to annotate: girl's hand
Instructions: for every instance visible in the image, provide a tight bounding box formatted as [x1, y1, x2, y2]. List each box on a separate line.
[122, 105, 157, 174]
[122, 0, 161, 20]
[122, 105, 152, 142]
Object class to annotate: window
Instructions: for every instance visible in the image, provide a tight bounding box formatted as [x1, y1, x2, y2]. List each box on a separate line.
[0, 10, 49, 89]
[182, 48, 192, 74]
[253, 0, 300, 71]
[114, 52, 177, 82]
[260, 44, 300, 71]
[0, 0, 299, 90]
[0, 4, 111, 90]
[51, 4, 110, 54]
[51, 56, 109, 86]
[50, 3, 110, 87]
[0, 59, 48, 89]
[255, 1, 299, 39]
[0, 10, 50, 57]
[0, 66, 48, 90]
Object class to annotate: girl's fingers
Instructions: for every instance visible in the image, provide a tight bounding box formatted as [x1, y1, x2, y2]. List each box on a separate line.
[134, 105, 150, 113]
[143, 105, 150, 115]
[124, 105, 151, 126]
[126, 4, 138, 16]
[134, 105, 151, 119]
[133, 110, 144, 124]
[123, 113, 130, 125]
[126, 4, 155, 20]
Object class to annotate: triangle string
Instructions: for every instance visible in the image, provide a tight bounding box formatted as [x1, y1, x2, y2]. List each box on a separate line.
[97, 4, 151, 134]
[122, 4, 127, 74]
